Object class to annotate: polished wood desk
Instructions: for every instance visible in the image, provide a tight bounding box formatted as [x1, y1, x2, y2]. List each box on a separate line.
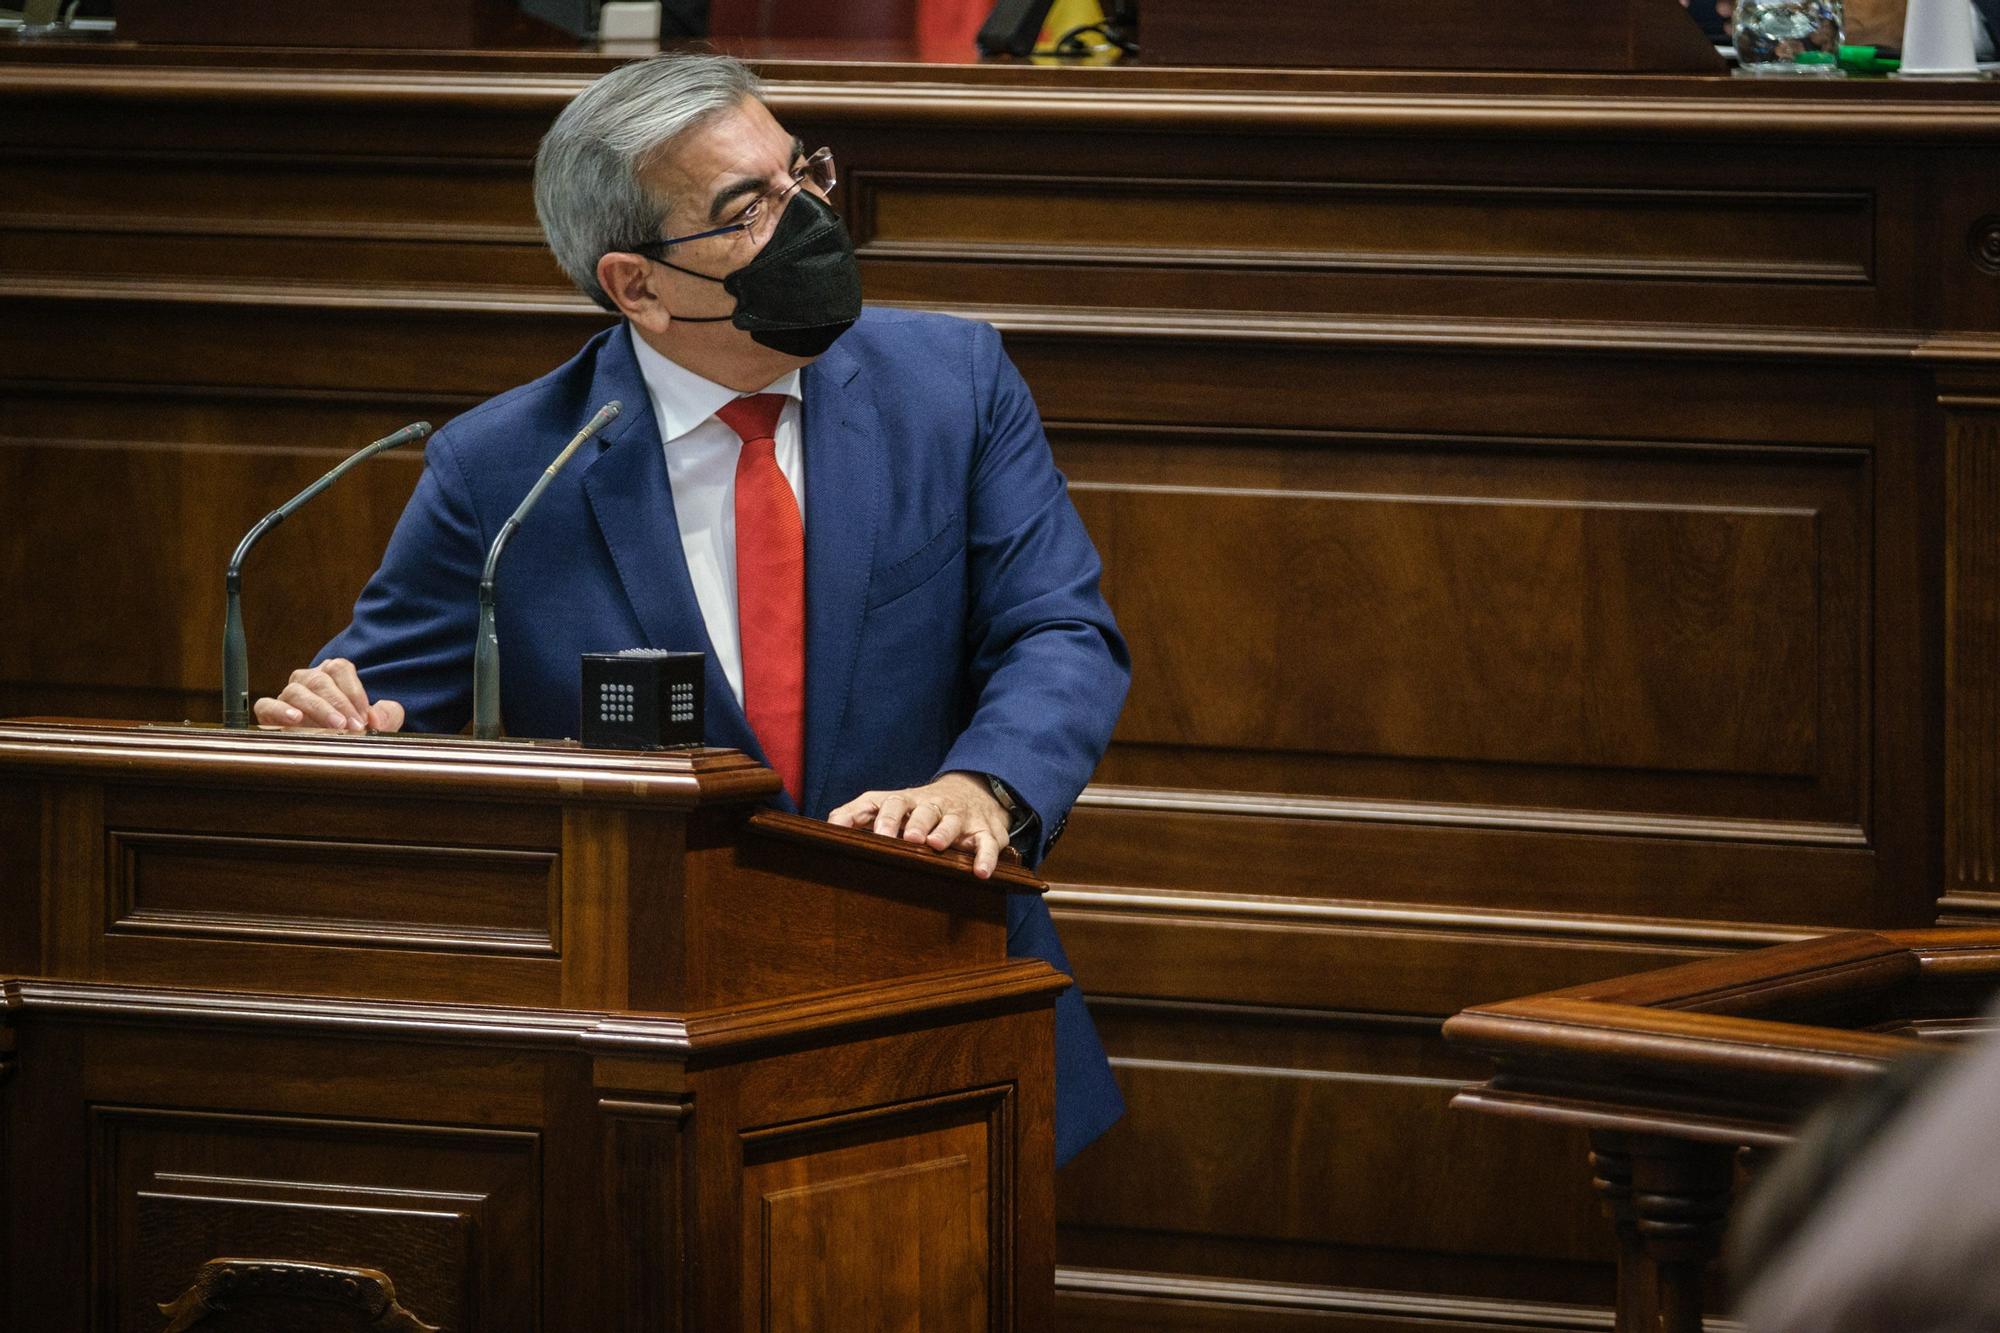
[3, 41, 1999, 1331]
[0, 720, 1062, 1331]
[1446, 928, 2000, 1332]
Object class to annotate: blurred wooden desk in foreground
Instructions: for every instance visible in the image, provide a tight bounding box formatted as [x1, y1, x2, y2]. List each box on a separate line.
[1446, 929, 2000, 1333]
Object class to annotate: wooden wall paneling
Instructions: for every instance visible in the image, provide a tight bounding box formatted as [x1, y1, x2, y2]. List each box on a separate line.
[0, 146, 565, 292]
[1865, 369, 1949, 929]
[688, 1007, 1055, 1330]
[0, 289, 609, 396]
[742, 1108, 993, 1330]
[838, 124, 1909, 333]
[40, 781, 102, 979]
[2, 1023, 89, 1332]
[1922, 147, 2000, 334]
[0, 68, 568, 162]
[0, 302, 610, 722]
[1052, 1002, 1620, 1328]
[1940, 389, 2000, 921]
[0, 782, 37, 975]
[1046, 897, 1795, 1019]
[0, 382, 480, 723]
[592, 1060, 691, 1333]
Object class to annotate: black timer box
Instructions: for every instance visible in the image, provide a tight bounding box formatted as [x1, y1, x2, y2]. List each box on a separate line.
[580, 649, 704, 751]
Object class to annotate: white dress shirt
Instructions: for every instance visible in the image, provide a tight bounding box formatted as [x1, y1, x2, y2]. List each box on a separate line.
[630, 333, 803, 707]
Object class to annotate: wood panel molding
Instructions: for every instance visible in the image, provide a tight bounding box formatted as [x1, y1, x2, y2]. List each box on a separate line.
[14, 277, 1989, 364]
[5, 60, 2000, 146]
[7, 976, 639, 1049]
[14, 276, 1980, 363]
[0, 724, 778, 808]
[1075, 784, 1868, 849]
[1049, 884, 1813, 951]
[3, 966, 1069, 1067]
[108, 829, 561, 958]
[0, 272, 596, 315]
[1943, 401, 2000, 921]
[1054, 1268, 1647, 1331]
[852, 172, 1875, 286]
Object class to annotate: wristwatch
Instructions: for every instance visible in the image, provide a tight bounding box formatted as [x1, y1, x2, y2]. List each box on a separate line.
[986, 773, 1036, 842]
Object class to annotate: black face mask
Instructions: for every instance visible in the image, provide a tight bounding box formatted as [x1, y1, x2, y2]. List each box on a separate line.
[658, 190, 863, 359]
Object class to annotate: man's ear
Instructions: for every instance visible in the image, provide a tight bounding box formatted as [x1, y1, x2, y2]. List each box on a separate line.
[597, 251, 672, 336]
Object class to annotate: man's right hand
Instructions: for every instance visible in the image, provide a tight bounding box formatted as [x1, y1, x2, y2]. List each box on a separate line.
[251, 657, 405, 732]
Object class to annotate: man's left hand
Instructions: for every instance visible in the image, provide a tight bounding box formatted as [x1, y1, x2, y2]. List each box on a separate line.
[828, 771, 1012, 879]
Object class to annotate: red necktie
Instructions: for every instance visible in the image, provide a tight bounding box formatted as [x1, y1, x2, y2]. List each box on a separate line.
[716, 393, 804, 806]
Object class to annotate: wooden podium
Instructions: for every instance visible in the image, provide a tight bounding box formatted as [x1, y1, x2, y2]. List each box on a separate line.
[0, 720, 1064, 1331]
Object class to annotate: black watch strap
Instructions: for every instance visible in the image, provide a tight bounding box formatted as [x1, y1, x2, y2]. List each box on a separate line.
[986, 773, 1037, 842]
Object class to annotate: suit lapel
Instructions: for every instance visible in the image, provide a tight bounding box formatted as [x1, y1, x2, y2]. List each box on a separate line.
[800, 339, 882, 817]
[580, 324, 766, 770]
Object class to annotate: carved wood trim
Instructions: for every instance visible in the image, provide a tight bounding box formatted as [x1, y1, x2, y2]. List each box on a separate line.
[0, 271, 599, 315]
[1074, 782, 1870, 848]
[2, 964, 1065, 1061]
[0, 722, 779, 807]
[103, 907, 557, 956]
[1945, 404, 2000, 917]
[0, 375, 484, 411]
[597, 1097, 691, 1120]
[849, 170, 1875, 286]
[107, 829, 561, 957]
[1048, 884, 1812, 950]
[863, 237, 1867, 285]
[13, 275, 2000, 364]
[8, 61, 2000, 146]
[0, 212, 545, 247]
[1053, 1266, 1623, 1329]
[1, 976, 650, 1049]
[157, 1258, 438, 1333]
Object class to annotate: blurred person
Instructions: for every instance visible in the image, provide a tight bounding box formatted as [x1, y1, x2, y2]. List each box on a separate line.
[1732, 1004, 2000, 1331]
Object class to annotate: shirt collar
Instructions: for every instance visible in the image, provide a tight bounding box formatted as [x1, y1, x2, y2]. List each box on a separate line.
[629, 328, 802, 445]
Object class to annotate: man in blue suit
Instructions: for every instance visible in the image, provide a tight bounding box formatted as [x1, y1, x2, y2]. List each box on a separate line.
[252, 53, 1129, 1166]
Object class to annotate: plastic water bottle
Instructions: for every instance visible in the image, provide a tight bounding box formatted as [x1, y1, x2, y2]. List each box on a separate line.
[1734, 0, 1846, 72]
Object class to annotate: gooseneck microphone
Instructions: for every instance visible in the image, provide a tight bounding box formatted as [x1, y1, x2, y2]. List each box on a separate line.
[223, 420, 432, 728]
[472, 401, 621, 742]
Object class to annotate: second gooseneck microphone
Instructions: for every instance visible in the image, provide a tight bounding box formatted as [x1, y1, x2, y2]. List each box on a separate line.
[472, 401, 621, 741]
[223, 420, 432, 728]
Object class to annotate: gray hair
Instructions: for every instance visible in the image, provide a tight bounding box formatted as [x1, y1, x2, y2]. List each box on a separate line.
[534, 53, 764, 311]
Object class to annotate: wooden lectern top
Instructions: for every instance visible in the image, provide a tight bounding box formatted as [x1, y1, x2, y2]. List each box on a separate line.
[0, 717, 779, 808]
[0, 718, 1052, 1016]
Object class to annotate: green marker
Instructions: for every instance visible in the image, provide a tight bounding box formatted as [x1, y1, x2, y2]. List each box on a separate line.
[1837, 44, 1903, 73]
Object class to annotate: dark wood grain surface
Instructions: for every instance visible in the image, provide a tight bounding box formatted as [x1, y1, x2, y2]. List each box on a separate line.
[3, 41, 1998, 1332]
[0, 723, 1066, 1330]
[1446, 927, 2000, 1331]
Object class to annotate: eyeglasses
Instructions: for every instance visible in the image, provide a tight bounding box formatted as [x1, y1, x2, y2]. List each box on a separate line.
[631, 147, 836, 254]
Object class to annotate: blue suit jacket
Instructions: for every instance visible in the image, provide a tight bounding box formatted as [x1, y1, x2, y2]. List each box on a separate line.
[321, 310, 1129, 1164]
